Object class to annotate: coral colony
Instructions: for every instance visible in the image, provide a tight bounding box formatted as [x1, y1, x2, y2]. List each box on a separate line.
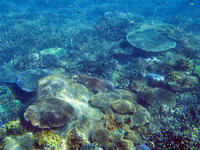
[0, 0, 200, 149]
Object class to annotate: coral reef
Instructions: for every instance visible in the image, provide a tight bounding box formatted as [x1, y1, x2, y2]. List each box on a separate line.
[35, 130, 64, 148]
[3, 132, 35, 150]
[0, 1, 200, 149]
[13, 53, 40, 70]
[0, 85, 23, 125]
[65, 128, 86, 150]
[111, 100, 136, 115]
[166, 71, 199, 92]
[16, 68, 51, 92]
[126, 27, 176, 52]
[74, 74, 115, 93]
[0, 63, 52, 92]
[39, 47, 66, 58]
[24, 97, 75, 128]
[0, 62, 18, 83]
[90, 128, 110, 147]
[0, 118, 34, 150]
[40, 47, 67, 67]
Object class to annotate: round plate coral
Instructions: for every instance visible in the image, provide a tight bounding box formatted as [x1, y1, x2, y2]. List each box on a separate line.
[126, 28, 176, 52]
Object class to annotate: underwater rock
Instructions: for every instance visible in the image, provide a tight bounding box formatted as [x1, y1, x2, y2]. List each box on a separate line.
[126, 28, 176, 52]
[90, 128, 110, 147]
[39, 47, 67, 67]
[166, 71, 199, 92]
[136, 143, 151, 150]
[37, 75, 72, 100]
[0, 63, 51, 92]
[37, 75, 90, 105]
[182, 35, 200, 51]
[16, 68, 51, 92]
[74, 74, 114, 93]
[109, 71, 122, 87]
[0, 62, 18, 83]
[39, 47, 67, 58]
[0, 128, 6, 141]
[113, 47, 135, 55]
[3, 118, 25, 135]
[124, 130, 142, 146]
[137, 87, 175, 106]
[115, 89, 137, 102]
[104, 11, 130, 21]
[145, 73, 166, 87]
[0, 85, 24, 125]
[131, 105, 151, 126]
[89, 89, 137, 113]
[89, 92, 120, 113]
[24, 97, 74, 128]
[89, 92, 113, 113]
[25, 75, 104, 130]
[145, 73, 165, 82]
[35, 130, 64, 148]
[3, 133, 35, 150]
[111, 100, 136, 115]
[194, 64, 200, 78]
[137, 87, 157, 106]
[65, 128, 87, 150]
[118, 139, 135, 150]
[13, 53, 40, 70]
[40, 54, 58, 67]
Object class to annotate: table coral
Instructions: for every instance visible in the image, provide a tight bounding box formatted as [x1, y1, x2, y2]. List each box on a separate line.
[24, 97, 75, 128]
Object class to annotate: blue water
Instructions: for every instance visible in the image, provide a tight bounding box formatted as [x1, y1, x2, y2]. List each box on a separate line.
[0, 0, 200, 149]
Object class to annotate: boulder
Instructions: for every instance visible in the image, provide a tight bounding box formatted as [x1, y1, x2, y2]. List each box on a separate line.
[24, 97, 74, 128]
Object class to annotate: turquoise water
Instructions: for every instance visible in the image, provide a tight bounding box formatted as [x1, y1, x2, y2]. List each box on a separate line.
[0, 0, 200, 149]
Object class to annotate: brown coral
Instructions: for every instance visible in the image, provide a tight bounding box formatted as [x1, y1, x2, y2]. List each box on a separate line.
[65, 128, 85, 150]
[111, 100, 136, 115]
[74, 74, 114, 93]
[104, 113, 117, 131]
[24, 97, 74, 128]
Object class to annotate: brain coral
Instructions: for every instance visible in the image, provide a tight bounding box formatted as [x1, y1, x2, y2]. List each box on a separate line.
[24, 97, 74, 128]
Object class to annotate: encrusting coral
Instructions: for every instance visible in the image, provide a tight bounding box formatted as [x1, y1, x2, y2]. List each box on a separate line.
[35, 130, 64, 148]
